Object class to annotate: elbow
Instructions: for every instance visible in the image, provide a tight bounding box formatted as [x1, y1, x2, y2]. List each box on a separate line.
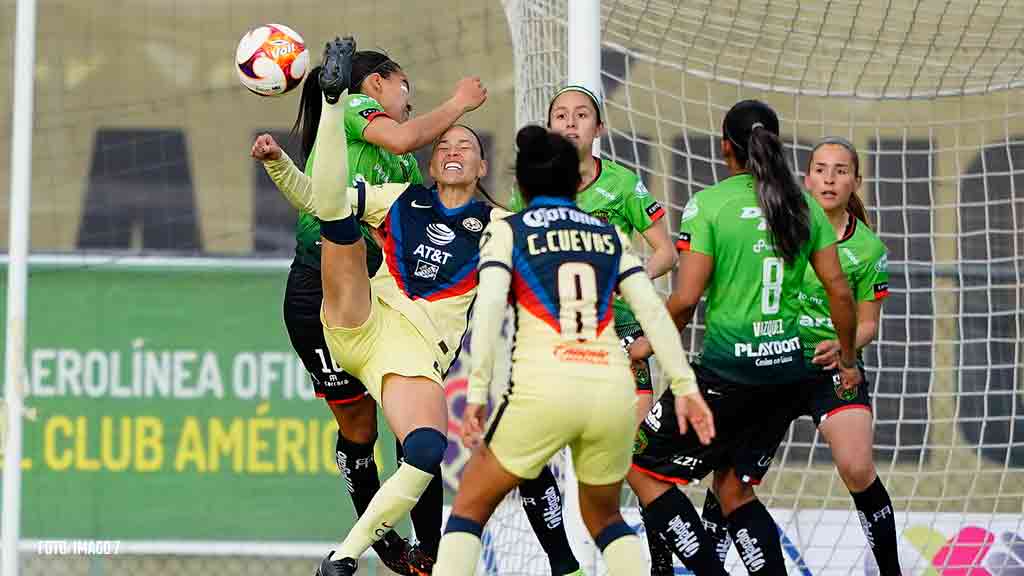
[862, 319, 880, 343]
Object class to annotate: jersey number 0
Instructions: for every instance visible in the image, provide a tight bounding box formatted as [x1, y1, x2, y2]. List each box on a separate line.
[558, 262, 598, 340]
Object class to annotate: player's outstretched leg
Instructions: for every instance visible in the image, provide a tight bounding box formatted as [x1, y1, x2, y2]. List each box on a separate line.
[518, 465, 583, 575]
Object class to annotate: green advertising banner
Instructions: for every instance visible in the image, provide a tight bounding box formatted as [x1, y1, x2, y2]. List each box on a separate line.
[0, 259, 401, 542]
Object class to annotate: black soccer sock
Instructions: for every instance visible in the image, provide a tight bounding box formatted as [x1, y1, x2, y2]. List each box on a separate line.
[851, 477, 901, 576]
[397, 437, 443, 557]
[336, 431, 402, 557]
[725, 498, 787, 575]
[640, 505, 676, 576]
[335, 431, 381, 516]
[643, 488, 729, 576]
[702, 489, 732, 566]
[519, 465, 580, 575]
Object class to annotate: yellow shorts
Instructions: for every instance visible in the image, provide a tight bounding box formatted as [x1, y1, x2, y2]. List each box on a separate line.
[485, 365, 637, 486]
[320, 295, 445, 403]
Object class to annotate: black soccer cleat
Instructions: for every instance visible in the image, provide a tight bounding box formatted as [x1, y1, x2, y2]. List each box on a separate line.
[374, 532, 435, 576]
[319, 36, 356, 105]
[315, 551, 357, 576]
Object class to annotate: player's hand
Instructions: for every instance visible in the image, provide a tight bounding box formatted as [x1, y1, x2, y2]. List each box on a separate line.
[838, 362, 863, 394]
[811, 339, 841, 370]
[675, 391, 715, 445]
[251, 133, 282, 161]
[462, 403, 487, 449]
[627, 336, 654, 362]
[451, 77, 487, 113]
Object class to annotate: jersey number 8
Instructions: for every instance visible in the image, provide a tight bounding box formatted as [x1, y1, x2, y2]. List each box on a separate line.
[761, 257, 783, 314]
[558, 262, 598, 341]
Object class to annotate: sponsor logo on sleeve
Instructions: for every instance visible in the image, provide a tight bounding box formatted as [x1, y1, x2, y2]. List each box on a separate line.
[359, 108, 384, 120]
[645, 201, 664, 219]
[676, 232, 692, 251]
[874, 282, 890, 299]
[875, 252, 889, 273]
[681, 199, 699, 222]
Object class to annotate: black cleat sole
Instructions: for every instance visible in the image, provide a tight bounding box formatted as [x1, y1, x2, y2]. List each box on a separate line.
[319, 36, 356, 105]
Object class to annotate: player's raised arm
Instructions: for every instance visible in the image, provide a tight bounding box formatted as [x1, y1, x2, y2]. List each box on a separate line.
[256, 136, 405, 227]
[616, 238, 715, 445]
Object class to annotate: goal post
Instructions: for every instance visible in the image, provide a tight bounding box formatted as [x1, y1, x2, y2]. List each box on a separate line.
[494, 1, 1024, 574]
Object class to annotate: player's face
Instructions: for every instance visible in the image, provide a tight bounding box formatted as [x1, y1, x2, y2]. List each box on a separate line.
[377, 70, 412, 123]
[548, 91, 601, 154]
[430, 126, 487, 188]
[805, 144, 861, 214]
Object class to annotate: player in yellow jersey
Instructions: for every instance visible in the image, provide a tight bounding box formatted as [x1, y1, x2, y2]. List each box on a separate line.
[430, 126, 716, 576]
[254, 48, 488, 574]
[258, 38, 499, 576]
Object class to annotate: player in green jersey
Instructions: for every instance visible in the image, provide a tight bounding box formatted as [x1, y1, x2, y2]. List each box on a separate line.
[697, 138, 901, 575]
[628, 101, 861, 575]
[252, 45, 486, 575]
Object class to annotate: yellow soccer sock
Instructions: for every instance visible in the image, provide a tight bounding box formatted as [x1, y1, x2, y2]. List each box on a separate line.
[601, 534, 644, 575]
[433, 531, 483, 575]
[310, 94, 352, 223]
[337, 462, 434, 559]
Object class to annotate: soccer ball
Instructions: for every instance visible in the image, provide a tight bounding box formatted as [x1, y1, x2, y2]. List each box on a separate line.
[236, 24, 309, 97]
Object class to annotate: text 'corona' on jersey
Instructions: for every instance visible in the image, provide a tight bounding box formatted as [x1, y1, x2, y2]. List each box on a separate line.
[526, 229, 617, 256]
[522, 206, 605, 228]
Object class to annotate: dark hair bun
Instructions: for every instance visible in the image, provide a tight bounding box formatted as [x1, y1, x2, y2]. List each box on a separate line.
[515, 125, 581, 202]
[516, 125, 551, 160]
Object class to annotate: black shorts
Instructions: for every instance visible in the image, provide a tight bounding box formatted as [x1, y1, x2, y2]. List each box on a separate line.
[805, 365, 872, 425]
[631, 364, 813, 485]
[283, 262, 369, 405]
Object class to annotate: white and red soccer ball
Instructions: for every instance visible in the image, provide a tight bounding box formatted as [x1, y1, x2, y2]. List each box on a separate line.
[236, 24, 309, 97]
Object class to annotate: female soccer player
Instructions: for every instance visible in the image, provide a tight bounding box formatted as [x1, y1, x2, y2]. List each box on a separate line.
[507, 85, 678, 575]
[628, 100, 862, 575]
[431, 125, 715, 576]
[799, 138, 899, 574]
[260, 37, 494, 576]
[698, 138, 901, 575]
[253, 47, 485, 573]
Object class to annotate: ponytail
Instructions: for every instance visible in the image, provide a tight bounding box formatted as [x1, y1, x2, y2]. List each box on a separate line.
[289, 65, 323, 169]
[747, 126, 809, 264]
[848, 193, 871, 228]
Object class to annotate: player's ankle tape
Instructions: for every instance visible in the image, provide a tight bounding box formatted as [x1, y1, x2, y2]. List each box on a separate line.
[444, 514, 483, 537]
[595, 521, 634, 551]
[319, 216, 361, 245]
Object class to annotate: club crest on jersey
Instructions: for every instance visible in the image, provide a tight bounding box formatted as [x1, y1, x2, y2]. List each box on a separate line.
[425, 223, 456, 246]
[415, 260, 440, 280]
[462, 217, 483, 232]
[875, 253, 888, 273]
[349, 97, 365, 107]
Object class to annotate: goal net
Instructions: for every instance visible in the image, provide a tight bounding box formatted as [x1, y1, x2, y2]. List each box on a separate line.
[490, 0, 1024, 574]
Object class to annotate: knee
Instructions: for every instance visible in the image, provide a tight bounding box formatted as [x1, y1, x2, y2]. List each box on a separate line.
[715, 473, 757, 517]
[402, 428, 447, 472]
[836, 456, 876, 493]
